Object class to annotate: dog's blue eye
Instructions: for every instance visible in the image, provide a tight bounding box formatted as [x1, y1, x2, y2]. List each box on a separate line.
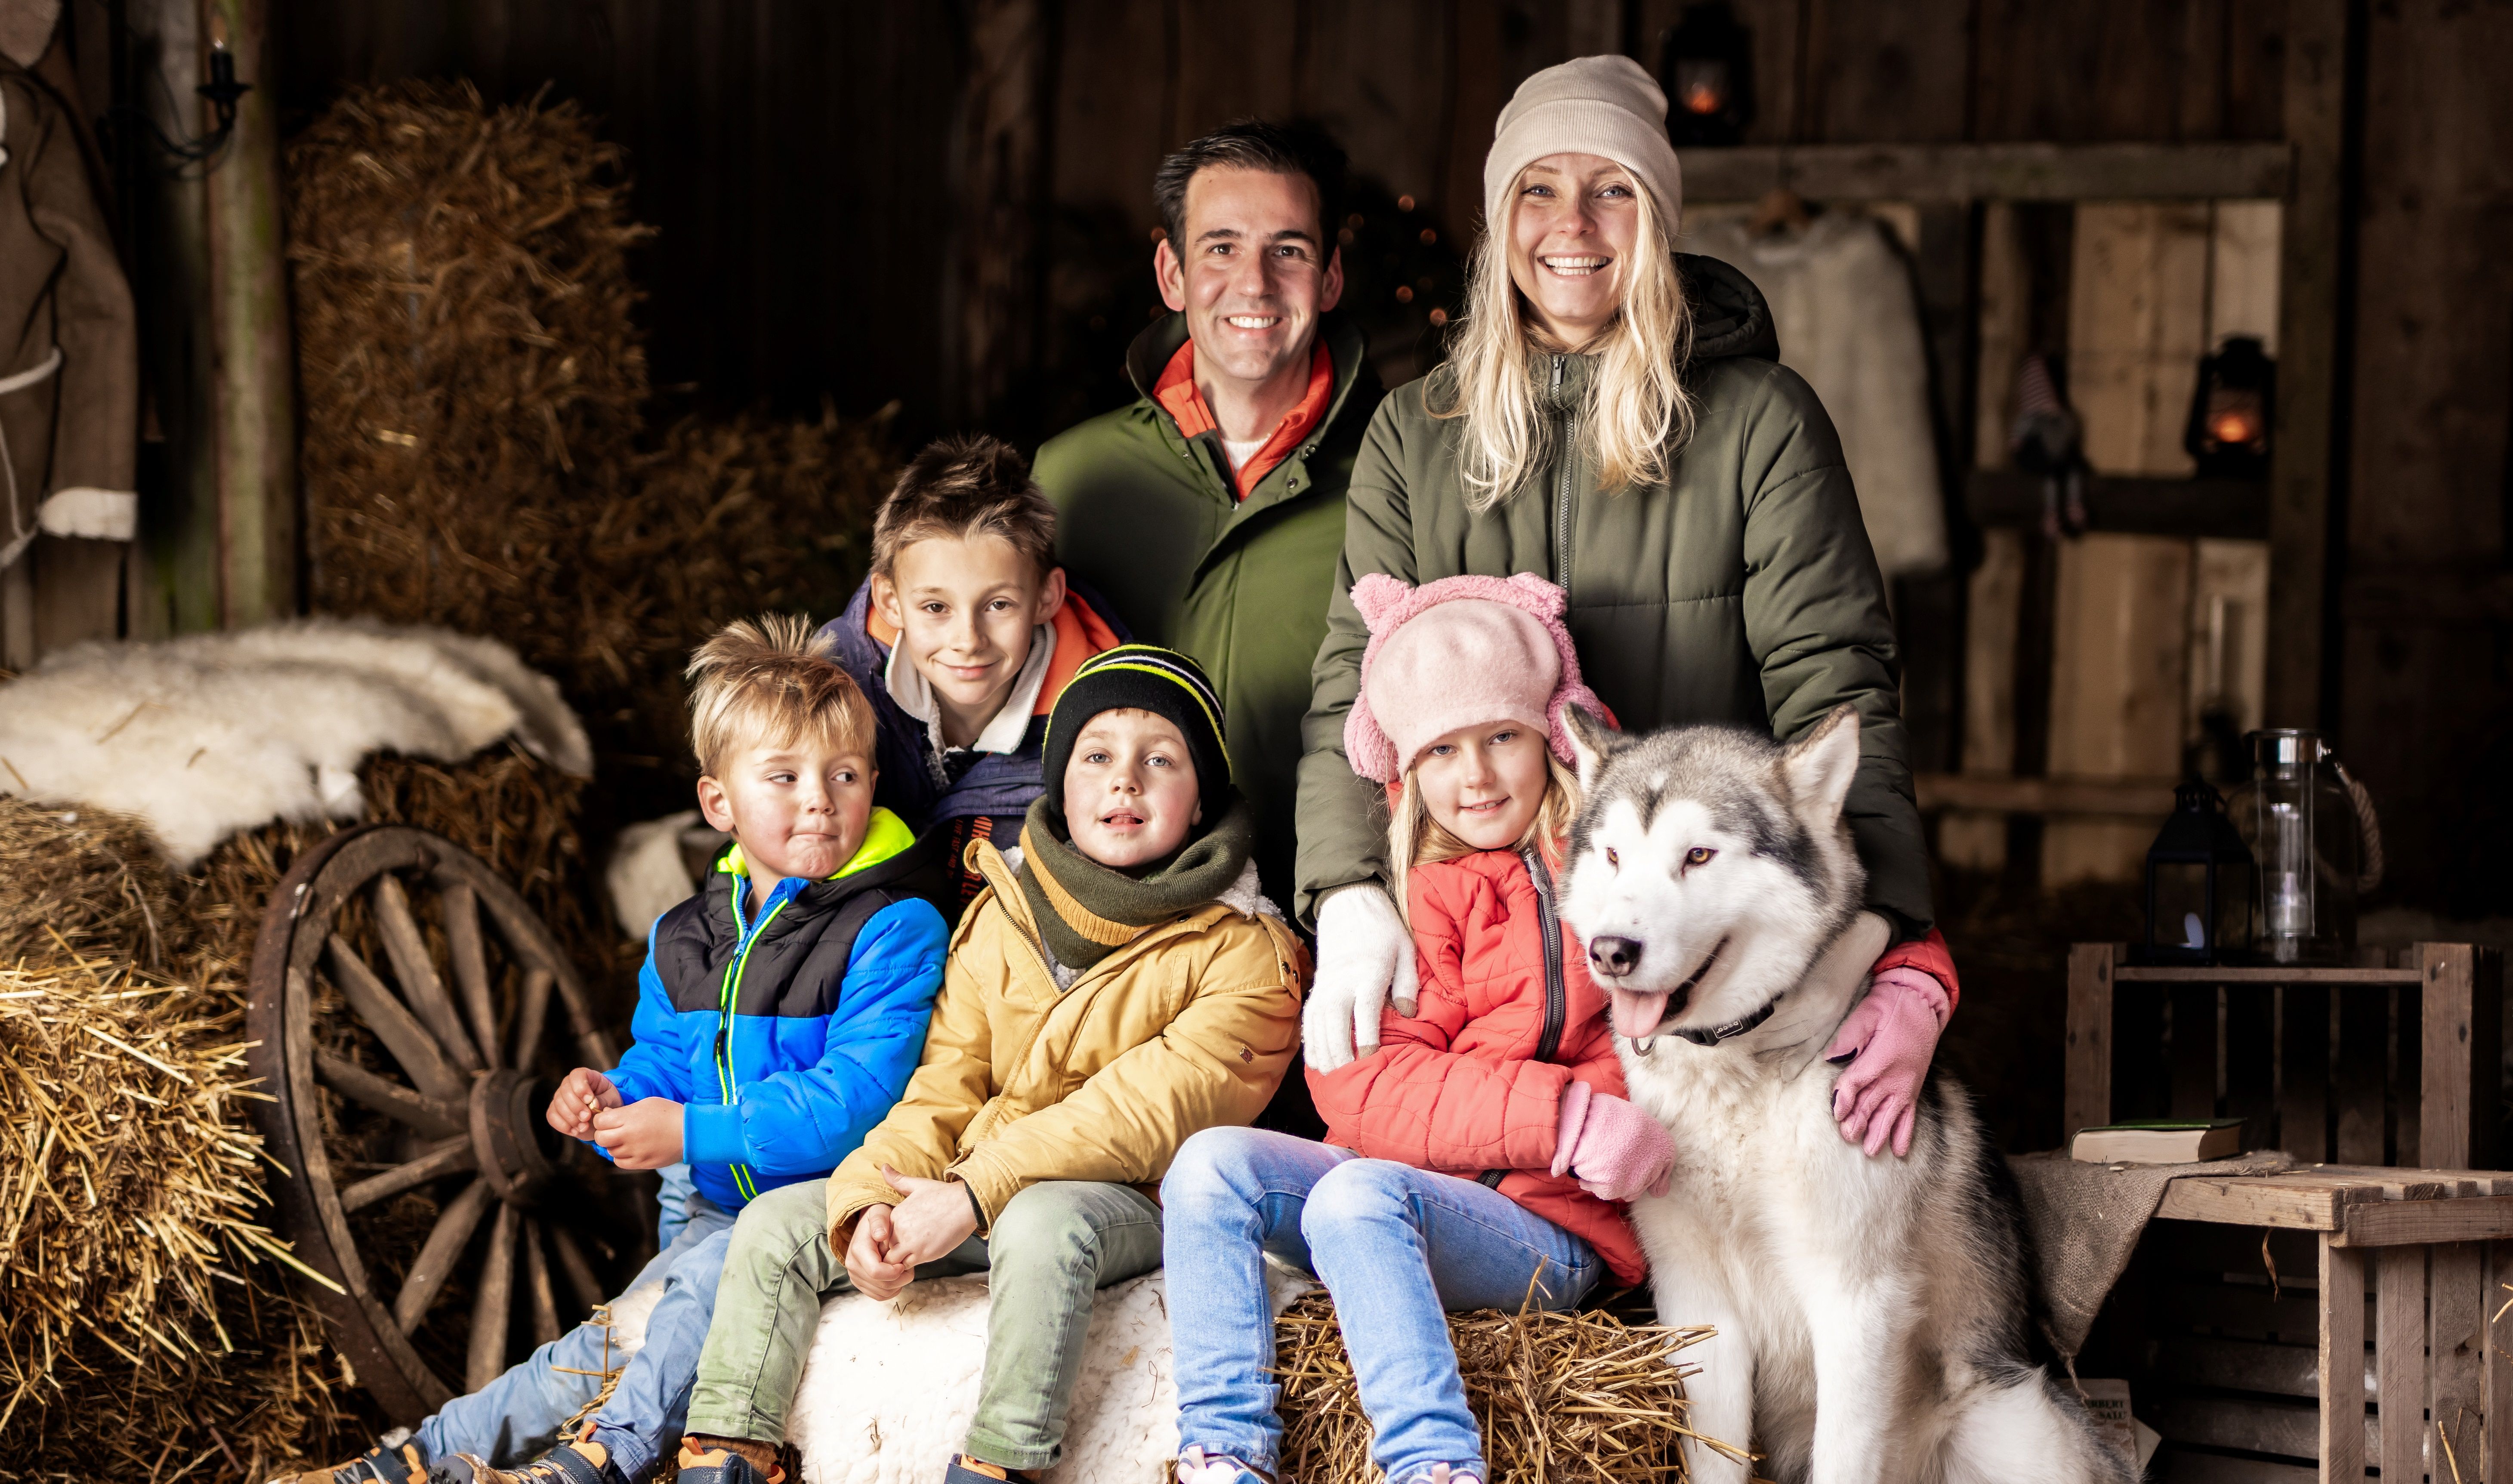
[1686, 847, 1716, 867]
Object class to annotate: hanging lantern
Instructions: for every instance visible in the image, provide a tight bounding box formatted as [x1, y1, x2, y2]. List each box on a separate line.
[2183, 335, 2276, 479]
[1660, 2, 1753, 148]
[2138, 780, 2258, 966]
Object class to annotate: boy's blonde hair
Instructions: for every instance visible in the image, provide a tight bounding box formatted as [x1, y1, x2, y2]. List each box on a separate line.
[1386, 753, 1582, 919]
[869, 435, 1058, 580]
[685, 615, 877, 776]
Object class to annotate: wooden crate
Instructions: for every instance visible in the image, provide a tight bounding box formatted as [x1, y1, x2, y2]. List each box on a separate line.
[2108, 1169, 2513, 1482]
[2065, 944, 2504, 1170]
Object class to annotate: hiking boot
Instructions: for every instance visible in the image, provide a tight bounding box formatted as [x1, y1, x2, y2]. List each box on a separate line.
[673, 1439, 785, 1484]
[267, 1439, 429, 1484]
[427, 1435, 624, 1484]
[941, 1456, 1036, 1484]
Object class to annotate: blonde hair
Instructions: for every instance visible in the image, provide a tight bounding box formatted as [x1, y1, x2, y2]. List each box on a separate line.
[685, 614, 877, 776]
[1431, 171, 1698, 511]
[1387, 753, 1583, 920]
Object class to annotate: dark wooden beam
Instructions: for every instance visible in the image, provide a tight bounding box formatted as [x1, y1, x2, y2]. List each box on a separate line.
[1967, 469, 2269, 540]
[1677, 141, 2292, 204]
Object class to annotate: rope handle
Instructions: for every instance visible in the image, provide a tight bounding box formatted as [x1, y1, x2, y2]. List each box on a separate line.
[2331, 757, 2384, 895]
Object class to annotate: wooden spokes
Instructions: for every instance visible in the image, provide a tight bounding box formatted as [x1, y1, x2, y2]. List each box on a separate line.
[248, 825, 643, 1424]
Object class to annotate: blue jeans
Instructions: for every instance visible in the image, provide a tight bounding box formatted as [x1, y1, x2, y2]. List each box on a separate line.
[1162, 1128, 1602, 1484]
[419, 1166, 734, 1480]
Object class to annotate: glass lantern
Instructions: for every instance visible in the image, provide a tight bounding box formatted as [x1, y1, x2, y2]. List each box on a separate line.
[2184, 336, 2276, 479]
[1660, 2, 1753, 148]
[2138, 780, 2257, 966]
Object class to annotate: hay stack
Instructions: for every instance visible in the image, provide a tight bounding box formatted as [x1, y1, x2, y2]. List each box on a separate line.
[1271, 1292, 1732, 1482]
[287, 83, 896, 821]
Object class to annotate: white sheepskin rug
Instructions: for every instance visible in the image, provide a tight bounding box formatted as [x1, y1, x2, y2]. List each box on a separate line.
[0, 618, 590, 867]
[790, 1265, 1315, 1483]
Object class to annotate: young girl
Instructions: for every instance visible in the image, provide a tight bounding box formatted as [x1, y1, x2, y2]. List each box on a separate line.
[1161, 573, 1670, 1484]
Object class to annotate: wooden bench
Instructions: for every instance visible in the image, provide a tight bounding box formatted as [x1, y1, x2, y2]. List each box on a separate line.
[2147, 1167, 2513, 1482]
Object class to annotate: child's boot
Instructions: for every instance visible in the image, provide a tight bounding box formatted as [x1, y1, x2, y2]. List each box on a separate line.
[266, 1438, 428, 1484]
[428, 1427, 624, 1484]
[1175, 1445, 1273, 1484]
[941, 1456, 1036, 1483]
[675, 1438, 784, 1484]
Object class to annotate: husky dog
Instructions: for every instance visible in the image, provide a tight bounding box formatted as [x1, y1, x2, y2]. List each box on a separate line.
[1557, 706, 2127, 1484]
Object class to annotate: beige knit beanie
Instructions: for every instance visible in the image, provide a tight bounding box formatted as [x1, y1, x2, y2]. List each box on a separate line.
[1483, 55, 1684, 235]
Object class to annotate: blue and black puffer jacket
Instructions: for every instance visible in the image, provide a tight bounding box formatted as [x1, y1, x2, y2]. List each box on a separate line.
[605, 808, 950, 1210]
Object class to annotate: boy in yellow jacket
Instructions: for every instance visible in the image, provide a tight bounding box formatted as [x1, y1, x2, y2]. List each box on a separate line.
[671, 646, 1303, 1484]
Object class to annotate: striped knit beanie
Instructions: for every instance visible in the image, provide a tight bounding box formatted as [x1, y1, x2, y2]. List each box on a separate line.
[1042, 645, 1232, 794]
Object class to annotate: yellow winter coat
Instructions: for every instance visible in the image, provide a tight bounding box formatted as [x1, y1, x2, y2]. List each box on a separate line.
[825, 839, 1304, 1238]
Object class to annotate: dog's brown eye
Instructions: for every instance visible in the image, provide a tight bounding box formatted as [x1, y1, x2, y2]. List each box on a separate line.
[1605, 847, 1619, 867]
[1686, 847, 1716, 867]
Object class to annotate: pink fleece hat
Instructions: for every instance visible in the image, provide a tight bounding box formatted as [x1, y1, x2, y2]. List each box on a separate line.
[1345, 572, 1605, 784]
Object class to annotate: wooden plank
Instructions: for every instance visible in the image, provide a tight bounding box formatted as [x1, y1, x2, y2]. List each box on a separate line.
[203, 0, 299, 626]
[2419, 944, 2478, 1172]
[2375, 1246, 2425, 1483]
[2262, 0, 2346, 730]
[2337, 1198, 2513, 1251]
[29, 537, 123, 660]
[2147, 1334, 2324, 1399]
[2118, 966, 2423, 985]
[1676, 141, 2293, 204]
[2335, 986, 2388, 1167]
[1973, 201, 2028, 474]
[2484, 1242, 2513, 1484]
[2066, 942, 2115, 1139]
[2433, 1243, 2485, 1478]
[2149, 1390, 2369, 1462]
[2161, 1177, 2347, 1233]
[2284, 983, 2332, 1163]
[2322, 1237, 2369, 1481]
[1960, 526, 2028, 777]
[2150, 1450, 2315, 1484]
[2186, 538, 2274, 758]
[2070, 202, 2211, 478]
[2161, 1275, 2368, 1344]
[1968, 469, 2271, 540]
[1921, 774, 2175, 817]
[2045, 534, 2194, 885]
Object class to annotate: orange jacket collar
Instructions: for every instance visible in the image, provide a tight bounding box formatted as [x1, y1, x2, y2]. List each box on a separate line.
[864, 587, 1123, 718]
[1153, 337, 1336, 500]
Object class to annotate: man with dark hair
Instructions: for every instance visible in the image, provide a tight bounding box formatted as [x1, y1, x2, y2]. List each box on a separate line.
[1034, 119, 1382, 933]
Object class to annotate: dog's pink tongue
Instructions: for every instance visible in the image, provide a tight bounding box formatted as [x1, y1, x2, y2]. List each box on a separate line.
[1611, 990, 1670, 1040]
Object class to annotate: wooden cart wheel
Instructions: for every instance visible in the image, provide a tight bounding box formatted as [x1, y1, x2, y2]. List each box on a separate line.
[247, 824, 639, 1423]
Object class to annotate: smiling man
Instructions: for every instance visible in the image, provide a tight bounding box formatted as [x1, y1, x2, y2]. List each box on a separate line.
[1034, 120, 1382, 920]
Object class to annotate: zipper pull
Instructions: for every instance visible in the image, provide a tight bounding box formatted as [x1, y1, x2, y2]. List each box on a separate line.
[1550, 354, 1564, 391]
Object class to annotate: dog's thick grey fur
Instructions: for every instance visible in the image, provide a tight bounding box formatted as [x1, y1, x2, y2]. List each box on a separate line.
[1558, 706, 2129, 1484]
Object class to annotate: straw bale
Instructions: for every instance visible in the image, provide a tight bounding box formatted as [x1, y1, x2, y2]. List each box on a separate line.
[1270, 1291, 1734, 1483]
[0, 799, 179, 972]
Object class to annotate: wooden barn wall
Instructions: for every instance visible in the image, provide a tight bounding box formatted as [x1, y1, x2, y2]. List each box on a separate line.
[261, 0, 2509, 917]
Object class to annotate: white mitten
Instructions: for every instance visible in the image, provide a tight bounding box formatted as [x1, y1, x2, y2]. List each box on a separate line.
[1303, 884, 1418, 1071]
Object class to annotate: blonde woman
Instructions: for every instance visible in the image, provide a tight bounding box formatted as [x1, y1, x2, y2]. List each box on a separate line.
[1295, 56, 1961, 1159]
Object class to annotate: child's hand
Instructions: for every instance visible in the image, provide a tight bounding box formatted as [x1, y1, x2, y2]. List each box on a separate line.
[550, 1067, 623, 1140]
[845, 1206, 917, 1301]
[591, 1097, 684, 1170]
[879, 1165, 979, 1266]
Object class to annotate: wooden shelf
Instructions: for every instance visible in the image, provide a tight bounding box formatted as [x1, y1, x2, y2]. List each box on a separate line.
[1914, 771, 2173, 817]
[1967, 469, 2269, 539]
[1678, 141, 2292, 204]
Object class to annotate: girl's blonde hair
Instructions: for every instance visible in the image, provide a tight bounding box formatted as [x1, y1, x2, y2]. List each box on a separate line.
[1431, 168, 1698, 511]
[1387, 752, 1583, 919]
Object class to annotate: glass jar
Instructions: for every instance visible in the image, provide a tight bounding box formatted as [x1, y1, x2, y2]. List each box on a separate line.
[2226, 730, 2384, 964]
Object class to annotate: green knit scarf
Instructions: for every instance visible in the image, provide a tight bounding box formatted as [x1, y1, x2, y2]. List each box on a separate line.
[1014, 791, 1255, 973]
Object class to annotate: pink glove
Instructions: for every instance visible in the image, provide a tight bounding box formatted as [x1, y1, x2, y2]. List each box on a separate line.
[1823, 966, 1951, 1158]
[1549, 1081, 1675, 1201]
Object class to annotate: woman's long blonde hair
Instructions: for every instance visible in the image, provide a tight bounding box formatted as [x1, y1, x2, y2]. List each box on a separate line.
[1431, 170, 1698, 511]
[1387, 753, 1583, 921]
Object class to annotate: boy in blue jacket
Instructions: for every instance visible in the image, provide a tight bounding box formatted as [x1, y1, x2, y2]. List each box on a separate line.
[282, 616, 947, 1484]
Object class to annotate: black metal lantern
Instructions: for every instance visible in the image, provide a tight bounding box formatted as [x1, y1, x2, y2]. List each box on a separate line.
[1660, 2, 1753, 148]
[2138, 780, 2257, 966]
[2183, 335, 2275, 478]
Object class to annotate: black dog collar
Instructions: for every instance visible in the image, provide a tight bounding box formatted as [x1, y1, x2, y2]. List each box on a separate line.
[1676, 996, 1779, 1046]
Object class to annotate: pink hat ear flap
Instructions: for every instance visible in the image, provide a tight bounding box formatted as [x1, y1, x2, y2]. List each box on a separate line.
[1345, 694, 1400, 784]
[1545, 684, 1611, 768]
[1350, 573, 1414, 633]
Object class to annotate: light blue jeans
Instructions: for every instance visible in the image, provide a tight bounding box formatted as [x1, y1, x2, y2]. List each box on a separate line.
[1162, 1128, 1602, 1484]
[417, 1166, 735, 1480]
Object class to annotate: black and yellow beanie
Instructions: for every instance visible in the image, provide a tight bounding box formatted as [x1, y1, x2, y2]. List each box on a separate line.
[1042, 645, 1232, 793]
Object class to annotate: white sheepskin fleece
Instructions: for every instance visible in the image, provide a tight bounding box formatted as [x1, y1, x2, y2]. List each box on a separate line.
[790, 1264, 1315, 1483]
[0, 617, 591, 867]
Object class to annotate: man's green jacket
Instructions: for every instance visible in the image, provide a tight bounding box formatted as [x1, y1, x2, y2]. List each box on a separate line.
[1294, 256, 1934, 938]
[1034, 311, 1383, 905]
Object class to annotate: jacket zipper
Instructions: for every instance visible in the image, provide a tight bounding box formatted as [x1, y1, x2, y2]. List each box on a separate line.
[714, 884, 790, 1202]
[1551, 355, 1575, 596]
[1485, 848, 1570, 1191]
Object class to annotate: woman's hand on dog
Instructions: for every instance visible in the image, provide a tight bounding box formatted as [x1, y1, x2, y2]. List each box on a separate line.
[1824, 965, 1951, 1158]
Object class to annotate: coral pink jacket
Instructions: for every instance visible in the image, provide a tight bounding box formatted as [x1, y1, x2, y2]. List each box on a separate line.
[1309, 846, 1649, 1288]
